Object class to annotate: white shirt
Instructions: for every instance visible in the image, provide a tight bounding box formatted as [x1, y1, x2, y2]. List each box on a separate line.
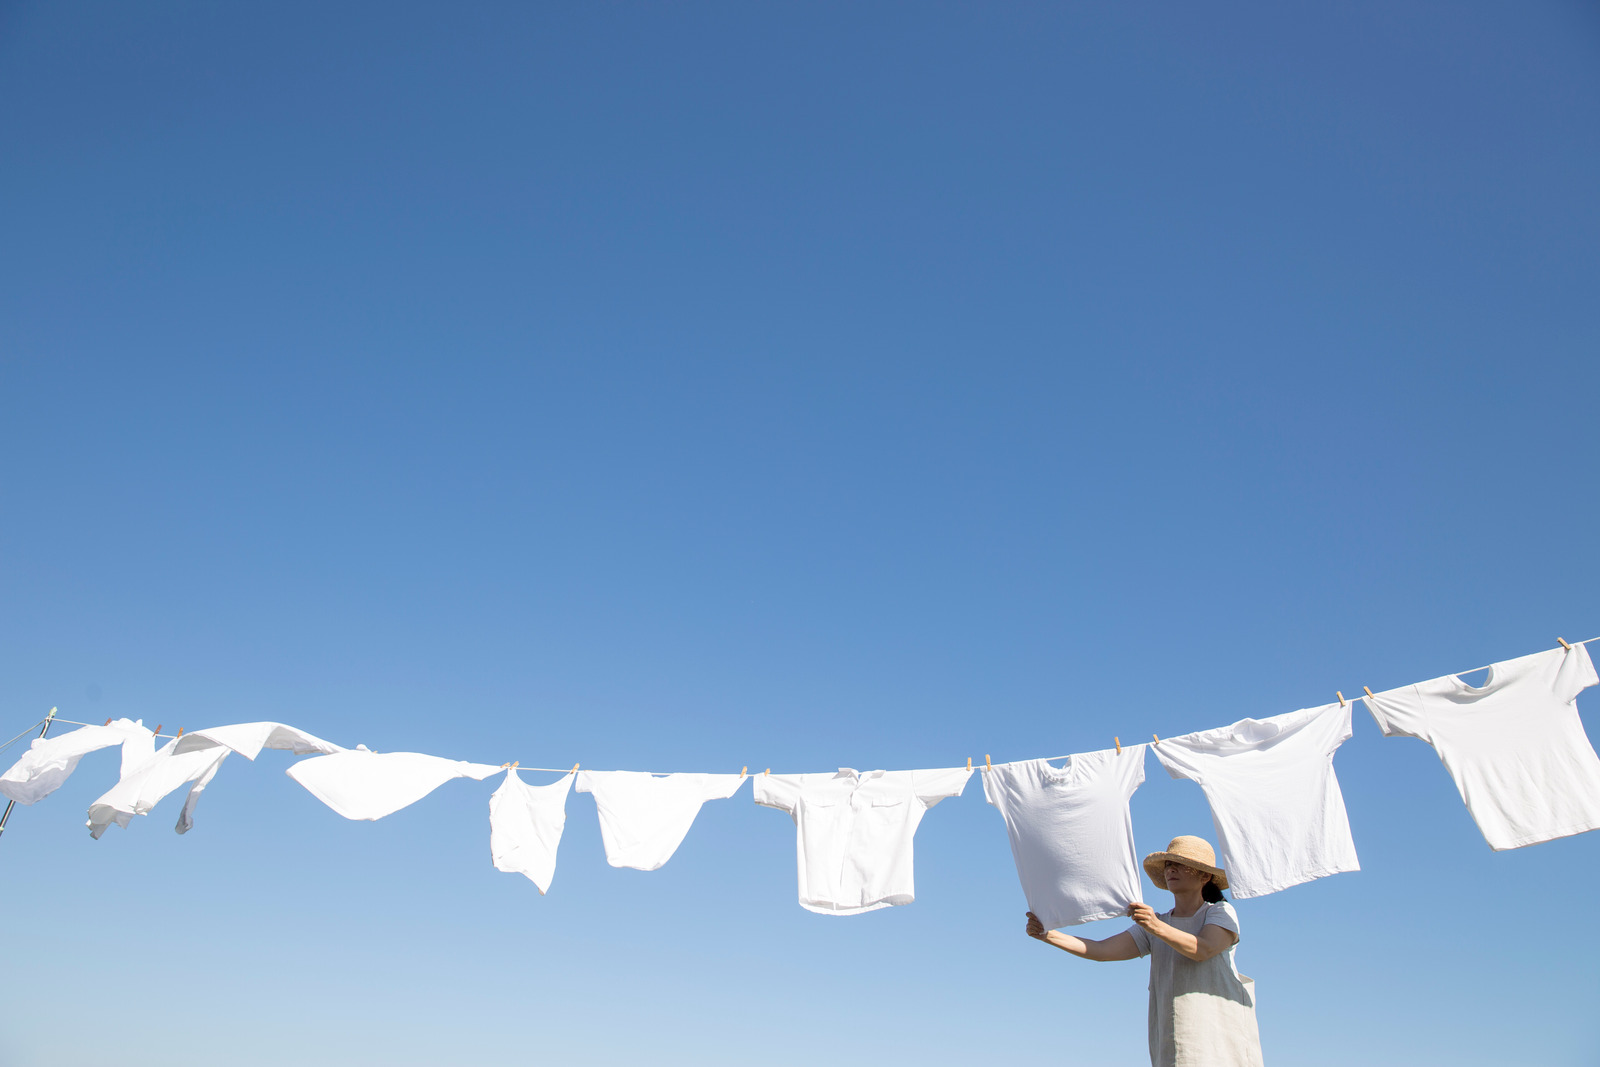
[982, 747, 1146, 927]
[753, 766, 972, 915]
[490, 770, 575, 893]
[172, 721, 343, 760]
[86, 738, 231, 838]
[1151, 702, 1359, 898]
[575, 770, 748, 871]
[1363, 643, 1600, 850]
[287, 747, 502, 821]
[0, 718, 155, 806]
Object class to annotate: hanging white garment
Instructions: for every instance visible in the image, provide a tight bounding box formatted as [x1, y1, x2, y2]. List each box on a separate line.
[1363, 643, 1600, 850]
[172, 721, 342, 760]
[575, 770, 748, 871]
[1151, 703, 1359, 898]
[753, 766, 972, 915]
[1, 718, 156, 806]
[287, 747, 501, 821]
[86, 738, 231, 838]
[489, 770, 575, 893]
[982, 746, 1146, 927]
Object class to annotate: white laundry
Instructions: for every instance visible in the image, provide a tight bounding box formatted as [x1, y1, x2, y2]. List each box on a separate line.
[172, 721, 343, 760]
[982, 747, 1146, 927]
[287, 747, 501, 821]
[575, 770, 748, 871]
[489, 770, 575, 893]
[86, 738, 231, 838]
[1151, 703, 1359, 898]
[0, 718, 156, 806]
[753, 766, 972, 915]
[1363, 643, 1600, 850]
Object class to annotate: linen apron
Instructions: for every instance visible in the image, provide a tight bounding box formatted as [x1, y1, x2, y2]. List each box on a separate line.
[1143, 903, 1264, 1067]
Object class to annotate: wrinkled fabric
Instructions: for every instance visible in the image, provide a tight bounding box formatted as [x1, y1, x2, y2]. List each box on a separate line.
[1, 719, 156, 806]
[87, 739, 231, 838]
[490, 770, 574, 893]
[172, 721, 343, 760]
[575, 770, 747, 871]
[287, 747, 501, 821]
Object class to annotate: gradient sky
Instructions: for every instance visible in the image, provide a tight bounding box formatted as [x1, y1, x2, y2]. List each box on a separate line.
[3, 3, 1599, 1065]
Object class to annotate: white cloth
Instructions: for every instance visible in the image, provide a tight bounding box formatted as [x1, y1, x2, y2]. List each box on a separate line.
[753, 766, 972, 915]
[1128, 902, 1263, 1067]
[489, 770, 575, 893]
[0, 718, 156, 806]
[1363, 643, 1600, 850]
[287, 747, 501, 821]
[982, 746, 1146, 927]
[1151, 703, 1359, 898]
[575, 770, 748, 871]
[86, 738, 231, 838]
[172, 721, 343, 760]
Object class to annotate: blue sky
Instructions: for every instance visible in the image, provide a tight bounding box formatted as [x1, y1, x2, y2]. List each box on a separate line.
[2, 2, 1598, 1064]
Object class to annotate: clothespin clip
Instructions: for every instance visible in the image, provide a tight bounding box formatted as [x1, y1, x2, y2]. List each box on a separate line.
[154, 724, 163, 736]
[740, 766, 747, 778]
[1336, 691, 1345, 707]
[1114, 737, 1121, 755]
[1363, 686, 1374, 699]
[1558, 637, 1572, 651]
[571, 763, 579, 774]
[176, 727, 183, 739]
[500, 762, 510, 769]
[984, 754, 992, 771]
[104, 717, 112, 726]
[765, 768, 770, 776]
[1152, 733, 1160, 745]
[512, 761, 519, 770]
[966, 756, 972, 771]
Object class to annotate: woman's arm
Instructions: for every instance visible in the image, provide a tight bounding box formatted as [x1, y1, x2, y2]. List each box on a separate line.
[1025, 912, 1141, 961]
[1126, 903, 1236, 962]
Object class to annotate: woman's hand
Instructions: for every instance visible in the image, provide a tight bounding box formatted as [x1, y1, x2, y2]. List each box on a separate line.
[1025, 911, 1049, 940]
[1127, 902, 1159, 929]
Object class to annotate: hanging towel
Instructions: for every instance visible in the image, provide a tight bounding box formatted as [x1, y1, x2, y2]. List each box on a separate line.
[575, 770, 747, 871]
[489, 770, 575, 893]
[1151, 702, 1359, 898]
[1363, 643, 1600, 850]
[753, 766, 972, 915]
[1, 718, 156, 806]
[982, 746, 1146, 927]
[287, 747, 502, 821]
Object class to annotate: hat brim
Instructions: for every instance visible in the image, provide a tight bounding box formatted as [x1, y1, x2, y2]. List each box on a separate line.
[1143, 851, 1229, 892]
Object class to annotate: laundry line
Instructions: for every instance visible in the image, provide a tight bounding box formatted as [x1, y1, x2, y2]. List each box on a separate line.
[8, 636, 1596, 774]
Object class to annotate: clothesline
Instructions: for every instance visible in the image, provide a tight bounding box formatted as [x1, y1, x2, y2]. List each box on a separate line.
[10, 636, 1597, 775]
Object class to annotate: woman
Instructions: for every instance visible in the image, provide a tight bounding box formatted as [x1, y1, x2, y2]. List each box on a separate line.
[1025, 835, 1263, 1067]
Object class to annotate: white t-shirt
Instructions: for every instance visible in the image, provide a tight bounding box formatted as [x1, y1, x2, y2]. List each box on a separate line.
[489, 770, 575, 894]
[1151, 702, 1359, 898]
[575, 770, 748, 871]
[981, 747, 1146, 927]
[0, 718, 155, 806]
[753, 766, 972, 915]
[286, 747, 502, 821]
[86, 738, 231, 838]
[1363, 643, 1600, 850]
[172, 722, 343, 761]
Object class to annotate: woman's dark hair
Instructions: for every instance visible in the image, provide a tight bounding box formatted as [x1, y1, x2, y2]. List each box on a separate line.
[1201, 880, 1226, 904]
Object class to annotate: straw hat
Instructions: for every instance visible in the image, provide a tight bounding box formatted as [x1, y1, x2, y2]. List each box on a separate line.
[1143, 835, 1229, 891]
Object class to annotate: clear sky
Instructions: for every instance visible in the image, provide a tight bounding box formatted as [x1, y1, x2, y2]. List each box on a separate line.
[2, 2, 1598, 1065]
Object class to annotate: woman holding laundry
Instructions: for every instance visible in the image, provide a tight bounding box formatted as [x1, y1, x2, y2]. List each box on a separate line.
[1025, 835, 1264, 1067]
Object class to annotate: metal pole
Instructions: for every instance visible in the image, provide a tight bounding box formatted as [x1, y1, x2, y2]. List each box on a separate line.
[0, 707, 57, 842]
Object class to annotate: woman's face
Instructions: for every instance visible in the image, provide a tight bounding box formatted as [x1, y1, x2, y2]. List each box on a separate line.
[1163, 860, 1212, 893]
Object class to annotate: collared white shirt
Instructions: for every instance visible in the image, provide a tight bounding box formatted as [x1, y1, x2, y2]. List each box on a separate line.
[754, 766, 972, 915]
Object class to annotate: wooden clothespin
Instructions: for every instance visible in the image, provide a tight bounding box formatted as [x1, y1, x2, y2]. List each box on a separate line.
[1114, 737, 1121, 755]
[571, 763, 579, 774]
[966, 756, 972, 771]
[1336, 691, 1345, 707]
[740, 766, 747, 778]
[104, 717, 112, 726]
[765, 768, 770, 776]
[176, 727, 183, 739]
[500, 762, 510, 769]
[512, 761, 519, 770]
[984, 754, 992, 771]
[1558, 637, 1573, 651]
[1363, 686, 1374, 699]
[154, 724, 162, 736]
[1152, 733, 1160, 744]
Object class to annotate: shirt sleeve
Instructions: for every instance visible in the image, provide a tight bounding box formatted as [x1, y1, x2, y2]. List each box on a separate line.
[1127, 924, 1152, 957]
[1362, 685, 1433, 743]
[751, 772, 800, 813]
[913, 766, 974, 807]
[1202, 901, 1241, 943]
[1552, 643, 1600, 706]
